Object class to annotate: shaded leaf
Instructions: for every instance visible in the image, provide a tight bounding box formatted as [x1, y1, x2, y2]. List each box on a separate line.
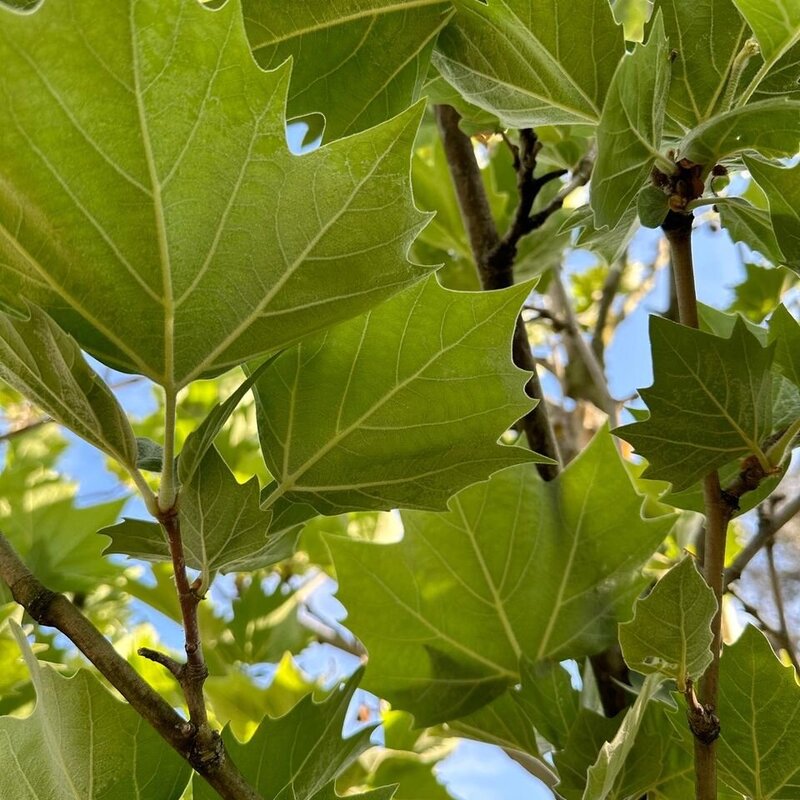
[328, 428, 673, 725]
[619, 557, 716, 690]
[769, 304, 800, 388]
[591, 13, 672, 228]
[659, 0, 753, 129]
[195, 670, 384, 800]
[0, 621, 190, 800]
[242, 0, 453, 142]
[677, 98, 800, 167]
[717, 625, 800, 798]
[432, 0, 624, 127]
[615, 315, 774, 491]
[744, 155, 800, 273]
[136, 436, 163, 472]
[0, 304, 137, 467]
[728, 262, 787, 322]
[104, 446, 296, 576]
[0, 0, 431, 387]
[255, 276, 543, 520]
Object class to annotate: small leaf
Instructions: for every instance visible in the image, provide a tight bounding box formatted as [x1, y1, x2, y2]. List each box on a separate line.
[242, 0, 453, 142]
[103, 447, 296, 576]
[592, 12, 672, 229]
[0, 304, 137, 468]
[136, 437, 163, 473]
[619, 557, 716, 690]
[582, 673, 665, 800]
[728, 263, 787, 322]
[610, 0, 654, 42]
[327, 428, 674, 724]
[255, 276, 544, 520]
[0, 621, 190, 800]
[432, 0, 624, 127]
[194, 670, 383, 800]
[637, 184, 670, 228]
[744, 155, 800, 273]
[178, 356, 276, 485]
[678, 98, 800, 167]
[616, 315, 775, 491]
[717, 625, 800, 798]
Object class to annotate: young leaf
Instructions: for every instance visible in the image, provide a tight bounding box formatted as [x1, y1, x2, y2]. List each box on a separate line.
[744, 155, 800, 273]
[619, 557, 716, 690]
[0, 304, 137, 468]
[242, 0, 454, 142]
[660, 0, 754, 129]
[615, 315, 775, 491]
[432, 0, 624, 127]
[328, 428, 674, 725]
[0, 0, 431, 388]
[717, 625, 800, 798]
[103, 447, 296, 576]
[591, 12, 672, 229]
[255, 276, 544, 519]
[194, 671, 386, 800]
[0, 621, 190, 800]
[582, 673, 665, 800]
[677, 98, 800, 167]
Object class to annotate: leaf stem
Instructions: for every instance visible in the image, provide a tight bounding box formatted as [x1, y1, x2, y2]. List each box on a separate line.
[0, 532, 262, 799]
[159, 387, 178, 511]
[662, 209, 729, 800]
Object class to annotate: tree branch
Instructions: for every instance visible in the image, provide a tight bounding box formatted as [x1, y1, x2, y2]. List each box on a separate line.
[0, 532, 262, 800]
[766, 534, 800, 673]
[434, 105, 561, 477]
[0, 417, 51, 443]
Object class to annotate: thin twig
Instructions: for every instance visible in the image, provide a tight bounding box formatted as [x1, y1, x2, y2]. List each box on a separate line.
[0, 417, 51, 443]
[434, 105, 561, 477]
[591, 259, 625, 359]
[725, 493, 800, 587]
[766, 534, 800, 673]
[0, 532, 262, 800]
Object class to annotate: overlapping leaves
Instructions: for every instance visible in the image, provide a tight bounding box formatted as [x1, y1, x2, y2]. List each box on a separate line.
[0, 0, 431, 388]
[328, 429, 674, 725]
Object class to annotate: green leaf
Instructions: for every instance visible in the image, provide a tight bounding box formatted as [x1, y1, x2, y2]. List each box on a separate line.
[242, 0, 453, 142]
[718, 198, 785, 267]
[0, 0, 431, 388]
[103, 446, 296, 576]
[619, 557, 716, 690]
[562, 205, 640, 266]
[615, 315, 775, 492]
[637, 184, 670, 228]
[178, 357, 276, 486]
[194, 671, 382, 800]
[731, 0, 800, 63]
[769, 304, 800, 388]
[432, 0, 624, 127]
[0, 621, 190, 800]
[582, 673, 664, 800]
[728, 263, 787, 322]
[717, 625, 800, 798]
[744, 155, 800, 273]
[677, 98, 800, 167]
[255, 276, 543, 520]
[659, 0, 754, 129]
[0, 304, 137, 468]
[136, 436, 164, 472]
[328, 428, 673, 725]
[591, 12, 672, 229]
[611, 0, 654, 42]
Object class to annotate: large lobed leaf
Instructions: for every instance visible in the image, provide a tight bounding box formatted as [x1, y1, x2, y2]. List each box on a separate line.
[242, 0, 454, 143]
[616, 315, 775, 492]
[255, 276, 543, 522]
[0, 621, 190, 800]
[328, 428, 674, 725]
[0, 0, 431, 388]
[432, 0, 624, 128]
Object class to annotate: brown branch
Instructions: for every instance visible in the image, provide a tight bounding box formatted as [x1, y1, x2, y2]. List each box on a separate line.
[663, 209, 726, 800]
[591, 259, 625, 359]
[0, 417, 51, 442]
[766, 532, 800, 673]
[0, 532, 262, 800]
[725, 492, 800, 587]
[435, 104, 561, 477]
